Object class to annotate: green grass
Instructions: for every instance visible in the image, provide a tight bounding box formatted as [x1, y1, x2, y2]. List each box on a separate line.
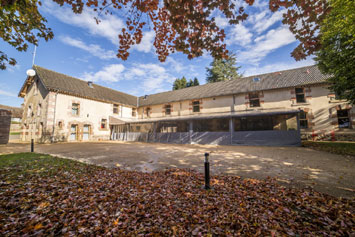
[0, 153, 101, 183]
[303, 141, 355, 156]
[9, 132, 21, 135]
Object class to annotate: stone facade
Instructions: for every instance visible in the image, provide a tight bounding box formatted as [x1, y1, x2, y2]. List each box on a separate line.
[0, 110, 11, 144]
[19, 67, 355, 143]
[20, 78, 137, 143]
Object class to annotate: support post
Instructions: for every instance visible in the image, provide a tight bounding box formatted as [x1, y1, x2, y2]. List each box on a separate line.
[229, 118, 234, 145]
[189, 121, 193, 144]
[204, 153, 210, 190]
[31, 139, 34, 152]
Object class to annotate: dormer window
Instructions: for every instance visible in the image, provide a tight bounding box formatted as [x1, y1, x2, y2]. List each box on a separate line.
[146, 107, 151, 117]
[113, 104, 119, 114]
[295, 88, 306, 103]
[249, 92, 260, 107]
[192, 101, 200, 112]
[72, 103, 79, 116]
[165, 104, 171, 115]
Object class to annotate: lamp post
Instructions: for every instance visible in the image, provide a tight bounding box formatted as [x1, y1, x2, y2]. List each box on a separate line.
[204, 153, 211, 190]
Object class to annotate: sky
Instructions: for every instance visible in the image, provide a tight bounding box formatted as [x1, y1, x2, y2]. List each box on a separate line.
[0, 0, 315, 108]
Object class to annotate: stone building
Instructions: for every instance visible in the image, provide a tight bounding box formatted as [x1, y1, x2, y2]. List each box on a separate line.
[0, 109, 12, 144]
[0, 104, 23, 141]
[18, 65, 355, 146]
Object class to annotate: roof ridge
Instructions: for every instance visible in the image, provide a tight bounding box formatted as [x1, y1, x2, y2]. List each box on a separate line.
[240, 64, 318, 79]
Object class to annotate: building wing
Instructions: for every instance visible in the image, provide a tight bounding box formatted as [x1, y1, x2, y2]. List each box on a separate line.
[139, 65, 330, 106]
[19, 65, 138, 107]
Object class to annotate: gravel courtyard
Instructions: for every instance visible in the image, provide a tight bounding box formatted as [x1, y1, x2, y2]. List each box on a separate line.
[1, 141, 354, 198]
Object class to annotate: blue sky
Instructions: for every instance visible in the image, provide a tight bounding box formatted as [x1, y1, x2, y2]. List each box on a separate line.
[0, 0, 315, 108]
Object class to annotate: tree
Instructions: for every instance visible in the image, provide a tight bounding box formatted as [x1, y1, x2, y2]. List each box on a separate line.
[1, 0, 331, 70]
[206, 53, 241, 83]
[173, 77, 188, 90]
[173, 77, 199, 90]
[186, 79, 194, 87]
[315, 0, 355, 104]
[0, 1, 53, 70]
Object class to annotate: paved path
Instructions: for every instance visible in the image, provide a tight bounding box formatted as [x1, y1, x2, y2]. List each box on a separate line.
[1, 142, 354, 198]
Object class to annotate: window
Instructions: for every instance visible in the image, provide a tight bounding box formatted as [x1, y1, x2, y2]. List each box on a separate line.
[165, 104, 171, 115]
[192, 101, 200, 112]
[27, 105, 32, 117]
[337, 109, 351, 128]
[101, 119, 107, 129]
[58, 121, 63, 129]
[72, 103, 79, 116]
[132, 108, 137, 117]
[249, 92, 260, 107]
[37, 103, 42, 116]
[295, 88, 306, 103]
[113, 104, 119, 114]
[299, 110, 308, 129]
[146, 107, 151, 117]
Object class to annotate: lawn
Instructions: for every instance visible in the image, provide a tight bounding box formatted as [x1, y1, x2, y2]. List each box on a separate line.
[0, 153, 354, 236]
[303, 141, 355, 156]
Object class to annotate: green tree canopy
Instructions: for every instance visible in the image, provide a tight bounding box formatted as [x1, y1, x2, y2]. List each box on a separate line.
[206, 54, 242, 83]
[315, 0, 355, 104]
[172, 77, 200, 90]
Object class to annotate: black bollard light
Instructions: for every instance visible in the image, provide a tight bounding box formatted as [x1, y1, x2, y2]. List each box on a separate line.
[31, 139, 34, 152]
[204, 152, 211, 190]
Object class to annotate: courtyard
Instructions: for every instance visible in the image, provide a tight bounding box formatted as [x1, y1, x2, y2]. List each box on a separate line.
[1, 141, 354, 198]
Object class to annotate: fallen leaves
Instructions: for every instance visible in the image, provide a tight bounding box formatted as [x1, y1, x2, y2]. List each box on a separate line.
[0, 154, 354, 236]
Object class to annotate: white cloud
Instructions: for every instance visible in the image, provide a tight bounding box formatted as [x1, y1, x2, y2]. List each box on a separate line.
[81, 63, 175, 94]
[59, 36, 116, 60]
[82, 64, 125, 82]
[41, 1, 124, 44]
[238, 25, 296, 64]
[131, 31, 155, 53]
[215, 16, 229, 28]
[124, 63, 174, 94]
[226, 23, 253, 46]
[251, 10, 286, 34]
[0, 89, 16, 97]
[243, 58, 315, 76]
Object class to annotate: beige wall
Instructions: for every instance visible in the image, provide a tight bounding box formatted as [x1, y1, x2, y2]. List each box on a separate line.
[21, 79, 354, 143]
[21, 78, 50, 142]
[51, 93, 135, 141]
[136, 84, 355, 135]
[21, 79, 136, 142]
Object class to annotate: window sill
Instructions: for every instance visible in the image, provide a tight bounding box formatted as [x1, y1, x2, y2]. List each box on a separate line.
[291, 103, 310, 107]
[329, 99, 347, 103]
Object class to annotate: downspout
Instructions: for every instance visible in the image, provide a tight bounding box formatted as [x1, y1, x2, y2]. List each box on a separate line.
[136, 96, 139, 119]
[51, 91, 58, 143]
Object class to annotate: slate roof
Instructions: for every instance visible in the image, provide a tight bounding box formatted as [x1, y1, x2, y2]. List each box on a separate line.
[0, 104, 23, 118]
[139, 65, 329, 106]
[20, 65, 138, 107]
[18, 64, 328, 108]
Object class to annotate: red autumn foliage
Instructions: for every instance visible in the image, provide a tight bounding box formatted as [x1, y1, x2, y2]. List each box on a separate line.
[0, 155, 353, 236]
[51, 0, 330, 61]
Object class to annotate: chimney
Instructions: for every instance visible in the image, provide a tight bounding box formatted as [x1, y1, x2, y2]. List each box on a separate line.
[88, 81, 93, 88]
